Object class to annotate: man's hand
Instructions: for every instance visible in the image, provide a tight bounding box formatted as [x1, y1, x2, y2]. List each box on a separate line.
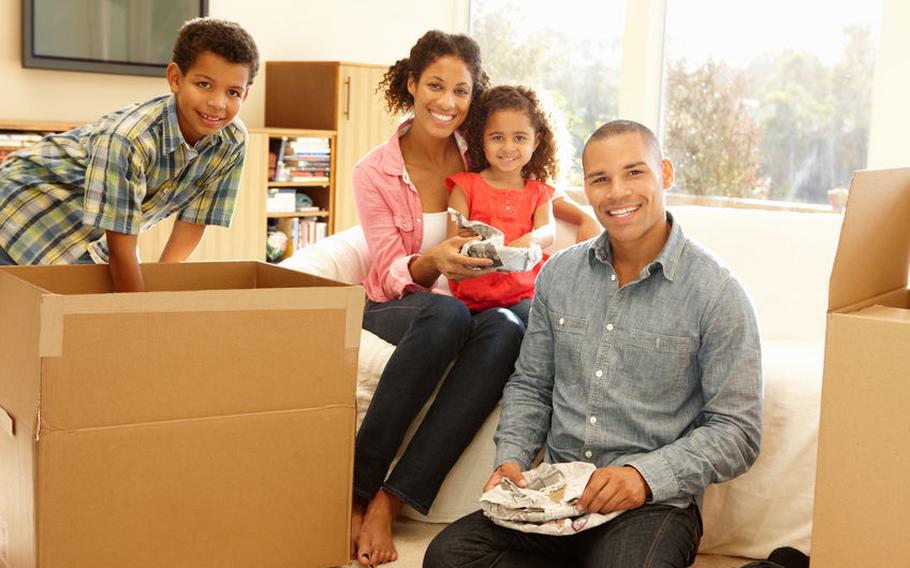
[483, 462, 527, 493]
[576, 466, 650, 514]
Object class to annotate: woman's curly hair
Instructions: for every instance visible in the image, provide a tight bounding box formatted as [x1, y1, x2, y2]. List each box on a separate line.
[464, 85, 559, 182]
[378, 30, 489, 122]
[172, 17, 259, 84]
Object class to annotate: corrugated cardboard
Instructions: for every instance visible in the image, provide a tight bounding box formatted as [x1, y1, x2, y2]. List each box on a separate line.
[812, 167, 910, 566]
[0, 261, 363, 568]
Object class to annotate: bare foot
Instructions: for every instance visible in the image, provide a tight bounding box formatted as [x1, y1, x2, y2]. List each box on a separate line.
[351, 495, 368, 559]
[356, 489, 402, 566]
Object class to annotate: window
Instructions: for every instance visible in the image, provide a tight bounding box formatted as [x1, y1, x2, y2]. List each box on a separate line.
[660, 1, 882, 207]
[469, 0, 625, 187]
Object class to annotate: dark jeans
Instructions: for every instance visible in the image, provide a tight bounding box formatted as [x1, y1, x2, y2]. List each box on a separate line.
[0, 246, 15, 265]
[0, 247, 94, 265]
[424, 505, 703, 568]
[356, 292, 526, 514]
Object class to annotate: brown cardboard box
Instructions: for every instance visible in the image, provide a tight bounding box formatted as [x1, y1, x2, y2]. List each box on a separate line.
[812, 167, 910, 566]
[0, 261, 363, 568]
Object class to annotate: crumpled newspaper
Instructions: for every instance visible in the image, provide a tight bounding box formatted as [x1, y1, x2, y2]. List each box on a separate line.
[480, 462, 624, 536]
[448, 208, 542, 272]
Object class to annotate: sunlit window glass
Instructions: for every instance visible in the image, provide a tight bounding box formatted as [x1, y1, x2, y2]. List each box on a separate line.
[469, 0, 625, 188]
[661, 1, 881, 208]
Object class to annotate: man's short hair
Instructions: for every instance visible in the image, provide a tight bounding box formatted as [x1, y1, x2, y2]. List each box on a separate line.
[582, 120, 662, 169]
[172, 17, 260, 84]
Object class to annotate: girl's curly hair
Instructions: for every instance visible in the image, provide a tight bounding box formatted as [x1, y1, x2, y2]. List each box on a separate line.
[378, 30, 489, 122]
[464, 85, 559, 182]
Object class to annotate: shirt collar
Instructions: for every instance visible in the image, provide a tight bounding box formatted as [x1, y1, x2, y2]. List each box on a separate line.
[162, 94, 185, 155]
[588, 211, 685, 282]
[381, 117, 469, 176]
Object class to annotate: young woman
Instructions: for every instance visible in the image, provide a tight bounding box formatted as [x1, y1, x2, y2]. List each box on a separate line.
[350, 30, 525, 566]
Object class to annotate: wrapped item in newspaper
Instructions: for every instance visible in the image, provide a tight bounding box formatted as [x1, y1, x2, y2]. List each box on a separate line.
[448, 208, 543, 272]
[480, 462, 624, 536]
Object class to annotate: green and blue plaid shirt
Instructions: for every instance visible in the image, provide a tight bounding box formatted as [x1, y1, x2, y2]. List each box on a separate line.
[0, 94, 247, 264]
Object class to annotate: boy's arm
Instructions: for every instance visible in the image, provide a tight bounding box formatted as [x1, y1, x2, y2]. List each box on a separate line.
[106, 230, 144, 292]
[553, 196, 601, 242]
[508, 201, 554, 249]
[159, 220, 206, 262]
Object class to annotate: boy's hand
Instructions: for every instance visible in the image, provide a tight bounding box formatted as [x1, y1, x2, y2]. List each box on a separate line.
[106, 230, 145, 292]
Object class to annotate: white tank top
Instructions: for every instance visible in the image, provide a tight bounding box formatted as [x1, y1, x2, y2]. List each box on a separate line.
[419, 212, 448, 253]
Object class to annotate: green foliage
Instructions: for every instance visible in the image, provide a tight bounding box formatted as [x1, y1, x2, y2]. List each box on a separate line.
[664, 59, 761, 197]
[666, 25, 876, 204]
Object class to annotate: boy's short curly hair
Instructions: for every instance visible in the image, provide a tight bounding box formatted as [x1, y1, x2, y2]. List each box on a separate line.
[378, 30, 489, 119]
[465, 85, 559, 182]
[172, 17, 260, 84]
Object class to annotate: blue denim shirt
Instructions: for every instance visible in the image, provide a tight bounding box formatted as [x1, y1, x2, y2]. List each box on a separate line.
[495, 214, 763, 506]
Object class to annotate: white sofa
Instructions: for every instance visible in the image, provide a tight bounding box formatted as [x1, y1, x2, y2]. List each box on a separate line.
[280, 205, 842, 559]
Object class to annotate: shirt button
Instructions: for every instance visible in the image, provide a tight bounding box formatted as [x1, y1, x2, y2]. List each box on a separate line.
[606, 323, 614, 331]
[595, 369, 603, 378]
[558, 317, 565, 325]
[417, 218, 422, 223]
[611, 274, 617, 281]
[585, 450, 593, 459]
[589, 416, 597, 424]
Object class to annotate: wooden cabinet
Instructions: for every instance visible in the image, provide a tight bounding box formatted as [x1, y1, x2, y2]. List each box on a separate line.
[265, 61, 399, 231]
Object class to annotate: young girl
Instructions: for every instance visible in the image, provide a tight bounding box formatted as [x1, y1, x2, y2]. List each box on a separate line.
[446, 85, 558, 325]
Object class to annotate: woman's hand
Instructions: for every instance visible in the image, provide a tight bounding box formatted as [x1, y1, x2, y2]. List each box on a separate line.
[427, 235, 495, 281]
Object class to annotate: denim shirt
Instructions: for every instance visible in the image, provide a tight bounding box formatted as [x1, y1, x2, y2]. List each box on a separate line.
[495, 214, 763, 506]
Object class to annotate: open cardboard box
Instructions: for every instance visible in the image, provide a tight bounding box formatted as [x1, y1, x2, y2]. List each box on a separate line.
[812, 167, 910, 566]
[0, 261, 363, 568]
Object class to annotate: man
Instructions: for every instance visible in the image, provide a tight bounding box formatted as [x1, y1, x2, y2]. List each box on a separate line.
[424, 120, 762, 567]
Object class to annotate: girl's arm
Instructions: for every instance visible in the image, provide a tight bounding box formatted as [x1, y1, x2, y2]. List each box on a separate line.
[508, 200, 554, 249]
[553, 196, 601, 242]
[447, 185, 475, 238]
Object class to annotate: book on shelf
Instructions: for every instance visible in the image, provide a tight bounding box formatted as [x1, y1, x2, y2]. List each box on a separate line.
[270, 217, 329, 260]
[272, 135, 332, 183]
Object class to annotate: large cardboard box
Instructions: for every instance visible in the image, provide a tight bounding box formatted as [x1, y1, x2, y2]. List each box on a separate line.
[0, 261, 363, 568]
[812, 167, 910, 566]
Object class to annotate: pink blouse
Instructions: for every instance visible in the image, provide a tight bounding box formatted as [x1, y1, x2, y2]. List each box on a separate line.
[352, 119, 468, 302]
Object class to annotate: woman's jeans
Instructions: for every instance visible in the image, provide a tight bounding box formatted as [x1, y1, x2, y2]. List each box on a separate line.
[356, 292, 526, 514]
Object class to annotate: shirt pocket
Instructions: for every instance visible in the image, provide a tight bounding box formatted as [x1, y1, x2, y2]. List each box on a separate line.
[619, 328, 698, 401]
[551, 311, 587, 384]
[393, 214, 414, 233]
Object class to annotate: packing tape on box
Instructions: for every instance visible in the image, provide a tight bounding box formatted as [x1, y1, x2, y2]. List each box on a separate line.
[38, 288, 363, 357]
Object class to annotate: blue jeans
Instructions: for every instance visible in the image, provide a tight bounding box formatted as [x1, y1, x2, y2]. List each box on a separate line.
[356, 292, 526, 514]
[424, 505, 702, 568]
[0, 247, 94, 265]
[0, 247, 14, 265]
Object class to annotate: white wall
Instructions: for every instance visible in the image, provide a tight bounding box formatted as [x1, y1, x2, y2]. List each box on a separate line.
[867, 0, 910, 169]
[2, 0, 462, 127]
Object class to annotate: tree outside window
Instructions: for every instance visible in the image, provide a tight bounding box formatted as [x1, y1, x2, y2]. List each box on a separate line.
[661, 1, 881, 207]
[469, 0, 624, 188]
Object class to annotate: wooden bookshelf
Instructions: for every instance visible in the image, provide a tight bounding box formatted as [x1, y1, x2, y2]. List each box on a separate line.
[265, 61, 400, 232]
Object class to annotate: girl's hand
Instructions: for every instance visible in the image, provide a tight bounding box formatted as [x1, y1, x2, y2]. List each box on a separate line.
[428, 235, 495, 281]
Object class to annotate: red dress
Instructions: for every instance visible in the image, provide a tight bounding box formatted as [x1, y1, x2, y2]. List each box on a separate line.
[445, 172, 554, 311]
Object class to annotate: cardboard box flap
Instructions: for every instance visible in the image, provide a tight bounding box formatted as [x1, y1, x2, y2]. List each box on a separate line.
[828, 167, 910, 312]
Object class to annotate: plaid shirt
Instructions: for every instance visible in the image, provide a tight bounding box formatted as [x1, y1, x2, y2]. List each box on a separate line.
[0, 94, 247, 264]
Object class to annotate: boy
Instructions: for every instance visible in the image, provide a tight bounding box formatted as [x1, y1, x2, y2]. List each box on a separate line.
[0, 17, 259, 292]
